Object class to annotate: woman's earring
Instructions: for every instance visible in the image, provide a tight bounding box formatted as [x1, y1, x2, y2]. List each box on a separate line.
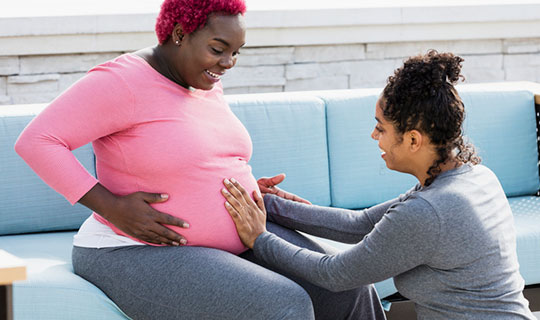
[175, 34, 184, 46]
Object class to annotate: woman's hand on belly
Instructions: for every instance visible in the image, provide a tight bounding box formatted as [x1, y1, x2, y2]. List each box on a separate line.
[257, 173, 312, 205]
[79, 183, 190, 246]
[113, 191, 192, 245]
[222, 178, 267, 249]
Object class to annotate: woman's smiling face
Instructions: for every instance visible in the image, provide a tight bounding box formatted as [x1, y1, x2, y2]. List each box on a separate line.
[174, 13, 246, 90]
[371, 97, 410, 173]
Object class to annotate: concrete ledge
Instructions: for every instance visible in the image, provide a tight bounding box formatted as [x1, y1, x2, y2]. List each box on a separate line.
[2, 2, 540, 55]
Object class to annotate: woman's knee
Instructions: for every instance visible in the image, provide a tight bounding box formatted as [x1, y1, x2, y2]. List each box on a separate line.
[271, 283, 314, 320]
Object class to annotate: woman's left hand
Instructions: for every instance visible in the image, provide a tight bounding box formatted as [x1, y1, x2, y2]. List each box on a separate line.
[257, 173, 312, 205]
[222, 178, 267, 249]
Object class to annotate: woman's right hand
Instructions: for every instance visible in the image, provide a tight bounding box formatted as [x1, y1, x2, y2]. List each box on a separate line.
[222, 178, 267, 249]
[111, 192, 189, 246]
[79, 183, 189, 246]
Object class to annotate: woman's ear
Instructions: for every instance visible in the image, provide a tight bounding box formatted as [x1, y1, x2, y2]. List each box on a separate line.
[172, 24, 185, 46]
[408, 130, 423, 152]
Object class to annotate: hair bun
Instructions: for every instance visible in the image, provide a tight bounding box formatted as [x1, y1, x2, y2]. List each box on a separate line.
[425, 50, 464, 86]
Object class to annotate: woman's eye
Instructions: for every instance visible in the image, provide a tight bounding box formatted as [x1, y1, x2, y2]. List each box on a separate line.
[375, 126, 383, 133]
[233, 51, 241, 57]
[211, 47, 223, 54]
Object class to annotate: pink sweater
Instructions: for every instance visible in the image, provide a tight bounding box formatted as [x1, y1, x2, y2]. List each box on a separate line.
[15, 54, 258, 254]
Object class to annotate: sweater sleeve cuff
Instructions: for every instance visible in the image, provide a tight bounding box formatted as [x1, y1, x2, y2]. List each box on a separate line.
[66, 176, 99, 205]
[263, 193, 276, 208]
[253, 231, 274, 254]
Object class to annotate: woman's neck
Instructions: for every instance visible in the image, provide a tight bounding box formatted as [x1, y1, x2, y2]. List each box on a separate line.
[134, 45, 190, 89]
[417, 157, 462, 186]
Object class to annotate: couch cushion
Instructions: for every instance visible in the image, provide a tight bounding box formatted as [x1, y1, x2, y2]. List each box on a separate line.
[461, 90, 539, 197]
[0, 105, 95, 235]
[508, 196, 540, 286]
[318, 86, 539, 209]
[317, 89, 417, 209]
[0, 232, 129, 320]
[226, 93, 331, 206]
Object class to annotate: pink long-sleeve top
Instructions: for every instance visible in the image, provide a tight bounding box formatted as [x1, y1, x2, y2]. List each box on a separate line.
[15, 54, 258, 254]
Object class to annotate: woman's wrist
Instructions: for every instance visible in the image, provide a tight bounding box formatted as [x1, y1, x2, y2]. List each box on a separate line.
[79, 183, 120, 220]
[251, 231, 269, 250]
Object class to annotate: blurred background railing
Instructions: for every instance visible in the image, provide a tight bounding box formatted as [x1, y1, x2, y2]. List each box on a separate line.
[1, 0, 540, 104]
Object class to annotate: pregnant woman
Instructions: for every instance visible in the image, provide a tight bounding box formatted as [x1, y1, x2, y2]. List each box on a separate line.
[15, 0, 385, 319]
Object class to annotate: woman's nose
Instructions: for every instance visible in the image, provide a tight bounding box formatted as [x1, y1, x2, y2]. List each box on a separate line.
[220, 55, 235, 69]
[371, 129, 378, 140]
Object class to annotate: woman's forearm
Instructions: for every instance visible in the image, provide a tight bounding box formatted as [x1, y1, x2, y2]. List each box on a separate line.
[264, 195, 396, 243]
[78, 183, 121, 220]
[254, 198, 439, 292]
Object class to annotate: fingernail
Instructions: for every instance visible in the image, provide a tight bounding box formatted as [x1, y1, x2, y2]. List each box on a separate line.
[161, 194, 169, 199]
[180, 239, 187, 245]
[172, 241, 180, 246]
[231, 178, 237, 184]
[224, 179, 230, 185]
[222, 188, 229, 194]
[183, 222, 190, 228]
[225, 201, 231, 207]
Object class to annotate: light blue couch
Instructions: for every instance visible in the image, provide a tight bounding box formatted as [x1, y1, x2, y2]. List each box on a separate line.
[1, 81, 540, 319]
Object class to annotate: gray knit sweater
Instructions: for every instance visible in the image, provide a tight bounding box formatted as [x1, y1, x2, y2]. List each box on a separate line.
[256, 164, 534, 319]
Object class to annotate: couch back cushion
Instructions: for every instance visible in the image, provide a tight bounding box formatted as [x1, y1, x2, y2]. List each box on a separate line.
[226, 93, 331, 206]
[2, 85, 537, 232]
[318, 89, 417, 209]
[318, 86, 539, 209]
[460, 89, 539, 197]
[0, 105, 95, 235]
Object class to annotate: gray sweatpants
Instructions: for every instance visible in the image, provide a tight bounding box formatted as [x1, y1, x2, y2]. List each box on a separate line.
[72, 222, 385, 320]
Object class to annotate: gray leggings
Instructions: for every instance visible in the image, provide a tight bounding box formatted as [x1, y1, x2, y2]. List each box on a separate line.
[72, 222, 385, 320]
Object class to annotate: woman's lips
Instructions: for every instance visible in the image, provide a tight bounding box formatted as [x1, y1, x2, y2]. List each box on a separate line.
[205, 69, 223, 83]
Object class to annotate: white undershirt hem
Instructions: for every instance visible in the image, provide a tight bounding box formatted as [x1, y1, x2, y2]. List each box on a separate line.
[73, 215, 145, 248]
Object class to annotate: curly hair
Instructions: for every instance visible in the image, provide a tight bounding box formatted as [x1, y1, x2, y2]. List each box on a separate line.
[155, 0, 247, 44]
[382, 50, 481, 186]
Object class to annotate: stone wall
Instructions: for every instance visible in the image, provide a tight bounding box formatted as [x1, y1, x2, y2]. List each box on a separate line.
[223, 38, 540, 94]
[1, 38, 540, 104]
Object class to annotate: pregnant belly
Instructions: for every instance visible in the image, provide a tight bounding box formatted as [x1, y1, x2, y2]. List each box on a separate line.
[163, 199, 251, 255]
[160, 173, 259, 254]
[99, 173, 259, 255]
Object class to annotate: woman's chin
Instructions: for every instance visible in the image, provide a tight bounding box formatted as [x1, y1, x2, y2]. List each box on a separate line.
[198, 83, 216, 91]
[383, 161, 395, 171]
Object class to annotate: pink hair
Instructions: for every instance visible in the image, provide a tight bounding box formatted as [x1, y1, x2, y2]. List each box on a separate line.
[155, 0, 247, 44]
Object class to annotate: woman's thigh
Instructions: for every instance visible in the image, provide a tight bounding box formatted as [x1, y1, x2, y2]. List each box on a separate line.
[72, 245, 314, 320]
[240, 222, 386, 320]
